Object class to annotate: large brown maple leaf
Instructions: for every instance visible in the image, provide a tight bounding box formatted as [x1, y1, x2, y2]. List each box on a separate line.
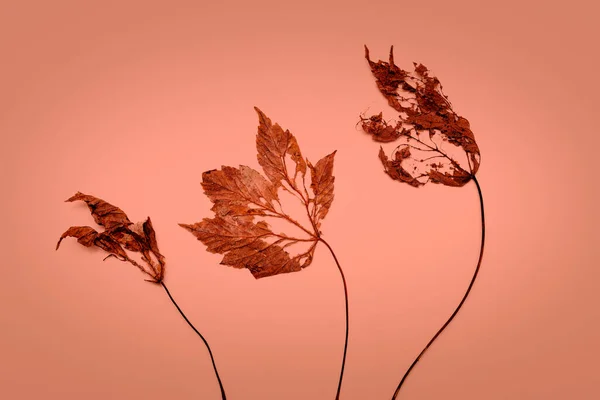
[180, 107, 348, 400]
[180, 107, 336, 279]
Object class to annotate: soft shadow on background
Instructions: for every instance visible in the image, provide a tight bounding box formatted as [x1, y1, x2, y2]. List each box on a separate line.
[1, 0, 598, 399]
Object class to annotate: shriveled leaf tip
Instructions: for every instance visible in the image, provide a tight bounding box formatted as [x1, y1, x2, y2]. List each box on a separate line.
[58, 193, 166, 283]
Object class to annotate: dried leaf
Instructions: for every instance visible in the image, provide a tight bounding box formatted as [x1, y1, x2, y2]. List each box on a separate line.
[364, 45, 407, 109]
[181, 216, 271, 254]
[181, 109, 336, 279]
[308, 151, 336, 229]
[202, 165, 279, 217]
[66, 192, 132, 229]
[361, 45, 481, 187]
[143, 217, 165, 271]
[378, 147, 422, 187]
[56, 226, 99, 249]
[180, 216, 306, 279]
[255, 107, 307, 189]
[428, 170, 471, 187]
[94, 233, 129, 260]
[361, 112, 405, 143]
[57, 193, 165, 283]
[110, 225, 147, 252]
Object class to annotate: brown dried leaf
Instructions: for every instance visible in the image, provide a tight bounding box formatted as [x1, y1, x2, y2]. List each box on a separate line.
[180, 216, 271, 254]
[110, 225, 147, 252]
[255, 107, 307, 189]
[221, 240, 304, 279]
[143, 217, 165, 269]
[308, 151, 336, 228]
[94, 233, 129, 260]
[362, 45, 481, 187]
[182, 109, 335, 279]
[364, 45, 407, 110]
[180, 216, 309, 279]
[56, 225, 129, 260]
[202, 165, 279, 217]
[378, 147, 422, 188]
[428, 170, 471, 187]
[66, 192, 132, 229]
[360, 112, 406, 143]
[57, 193, 165, 283]
[56, 226, 99, 249]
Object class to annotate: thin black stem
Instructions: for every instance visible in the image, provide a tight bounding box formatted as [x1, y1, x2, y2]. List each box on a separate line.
[320, 238, 349, 400]
[161, 282, 227, 400]
[391, 175, 485, 399]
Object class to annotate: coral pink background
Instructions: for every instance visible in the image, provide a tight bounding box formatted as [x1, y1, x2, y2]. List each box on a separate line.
[1, 0, 598, 399]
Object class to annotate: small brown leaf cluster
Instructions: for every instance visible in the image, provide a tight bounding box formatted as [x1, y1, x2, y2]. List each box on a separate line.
[56, 192, 165, 283]
[361, 46, 481, 187]
[180, 108, 336, 279]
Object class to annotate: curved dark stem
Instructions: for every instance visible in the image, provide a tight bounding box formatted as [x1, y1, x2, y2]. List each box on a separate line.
[319, 238, 349, 400]
[391, 175, 485, 399]
[161, 282, 227, 400]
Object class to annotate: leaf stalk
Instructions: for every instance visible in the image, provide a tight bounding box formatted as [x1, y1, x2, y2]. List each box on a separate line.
[391, 175, 485, 398]
[320, 238, 349, 400]
[161, 282, 227, 400]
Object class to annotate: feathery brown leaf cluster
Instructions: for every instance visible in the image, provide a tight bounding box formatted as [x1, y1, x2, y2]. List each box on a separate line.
[180, 107, 336, 279]
[56, 192, 165, 283]
[361, 46, 481, 187]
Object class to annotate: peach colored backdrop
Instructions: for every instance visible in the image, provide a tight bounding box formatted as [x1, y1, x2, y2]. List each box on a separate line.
[1, 0, 598, 399]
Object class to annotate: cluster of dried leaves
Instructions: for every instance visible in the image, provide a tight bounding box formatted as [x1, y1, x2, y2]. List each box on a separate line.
[360, 46, 481, 187]
[56, 192, 165, 283]
[180, 107, 336, 279]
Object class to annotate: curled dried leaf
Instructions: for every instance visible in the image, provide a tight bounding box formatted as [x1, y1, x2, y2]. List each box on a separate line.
[181, 108, 336, 279]
[361, 112, 406, 143]
[56, 226, 99, 249]
[378, 147, 422, 187]
[66, 192, 132, 229]
[142, 217, 165, 273]
[361, 45, 481, 187]
[94, 233, 129, 260]
[57, 193, 165, 283]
